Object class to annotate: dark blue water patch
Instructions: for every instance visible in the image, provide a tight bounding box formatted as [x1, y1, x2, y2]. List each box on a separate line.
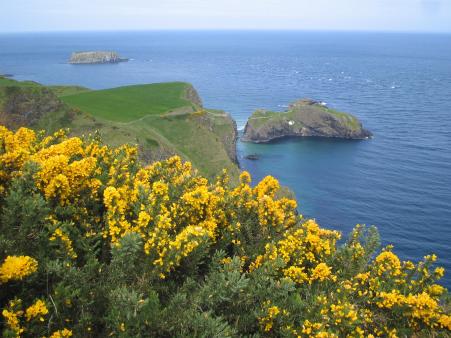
[1, 30, 450, 286]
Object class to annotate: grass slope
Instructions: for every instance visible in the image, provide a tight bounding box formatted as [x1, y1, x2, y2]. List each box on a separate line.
[61, 82, 194, 122]
[0, 76, 239, 181]
[249, 105, 360, 131]
[59, 82, 239, 182]
[49, 85, 91, 97]
[0, 76, 41, 87]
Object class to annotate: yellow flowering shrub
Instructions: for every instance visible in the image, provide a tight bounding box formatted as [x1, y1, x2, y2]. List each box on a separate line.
[24, 299, 48, 322]
[258, 301, 283, 332]
[0, 256, 38, 283]
[2, 300, 25, 337]
[0, 125, 449, 337]
[2, 299, 49, 337]
[49, 328, 73, 338]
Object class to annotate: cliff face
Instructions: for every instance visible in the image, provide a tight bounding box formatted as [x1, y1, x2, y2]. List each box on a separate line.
[220, 114, 238, 164]
[182, 84, 237, 164]
[69, 51, 128, 64]
[195, 111, 238, 164]
[0, 86, 73, 129]
[183, 84, 203, 109]
[242, 99, 372, 143]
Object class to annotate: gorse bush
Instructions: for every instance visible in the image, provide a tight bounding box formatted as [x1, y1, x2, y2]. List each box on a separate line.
[0, 125, 450, 337]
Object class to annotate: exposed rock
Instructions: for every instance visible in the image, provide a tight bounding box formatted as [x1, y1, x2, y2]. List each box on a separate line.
[242, 99, 372, 143]
[183, 84, 203, 109]
[0, 86, 74, 129]
[69, 51, 128, 64]
[195, 110, 238, 164]
[244, 154, 260, 160]
[179, 84, 238, 165]
[220, 113, 238, 164]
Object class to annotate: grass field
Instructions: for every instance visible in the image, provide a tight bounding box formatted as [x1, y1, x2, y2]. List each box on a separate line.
[61, 82, 195, 122]
[325, 107, 360, 130]
[0, 76, 41, 87]
[49, 85, 91, 97]
[248, 109, 302, 128]
[249, 105, 360, 131]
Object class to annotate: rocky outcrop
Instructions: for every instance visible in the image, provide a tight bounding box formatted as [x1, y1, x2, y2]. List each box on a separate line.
[69, 51, 128, 64]
[218, 113, 238, 164]
[183, 84, 203, 109]
[0, 86, 74, 129]
[242, 99, 372, 143]
[181, 85, 237, 164]
[195, 110, 238, 164]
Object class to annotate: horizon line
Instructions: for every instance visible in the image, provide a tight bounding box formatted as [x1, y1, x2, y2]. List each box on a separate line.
[1, 28, 451, 35]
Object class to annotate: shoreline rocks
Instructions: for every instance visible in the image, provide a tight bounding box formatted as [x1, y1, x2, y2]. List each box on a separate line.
[69, 51, 128, 64]
[242, 99, 372, 143]
[244, 154, 260, 160]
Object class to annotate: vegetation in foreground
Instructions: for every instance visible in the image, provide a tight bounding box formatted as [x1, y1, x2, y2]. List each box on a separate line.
[0, 125, 450, 337]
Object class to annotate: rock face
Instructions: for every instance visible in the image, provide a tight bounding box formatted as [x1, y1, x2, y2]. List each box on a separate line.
[0, 86, 72, 129]
[242, 99, 372, 143]
[69, 51, 128, 64]
[195, 110, 238, 164]
[218, 113, 238, 164]
[183, 84, 203, 108]
[181, 84, 238, 164]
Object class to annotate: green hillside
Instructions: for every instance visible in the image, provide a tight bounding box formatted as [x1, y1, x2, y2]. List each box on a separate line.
[0, 76, 239, 182]
[0, 77, 41, 87]
[49, 85, 91, 97]
[61, 82, 195, 122]
[62, 82, 238, 181]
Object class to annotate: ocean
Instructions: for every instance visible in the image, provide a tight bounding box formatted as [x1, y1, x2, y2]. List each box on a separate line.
[1, 31, 450, 286]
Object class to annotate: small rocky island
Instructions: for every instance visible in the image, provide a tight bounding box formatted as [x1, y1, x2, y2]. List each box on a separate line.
[69, 51, 128, 64]
[242, 99, 372, 143]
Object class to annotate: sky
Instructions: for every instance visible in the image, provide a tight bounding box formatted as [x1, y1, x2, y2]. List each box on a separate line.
[1, 0, 451, 33]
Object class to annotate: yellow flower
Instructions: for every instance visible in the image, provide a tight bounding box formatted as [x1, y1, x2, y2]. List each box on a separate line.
[284, 266, 308, 284]
[374, 250, 401, 276]
[0, 256, 38, 283]
[50, 328, 73, 337]
[152, 181, 168, 196]
[136, 210, 151, 228]
[239, 171, 251, 185]
[50, 228, 77, 259]
[438, 314, 451, 330]
[25, 299, 48, 321]
[434, 267, 445, 278]
[376, 290, 403, 309]
[427, 284, 445, 297]
[310, 263, 333, 282]
[258, 303, 282, 332]
[2, 308, 24, 335]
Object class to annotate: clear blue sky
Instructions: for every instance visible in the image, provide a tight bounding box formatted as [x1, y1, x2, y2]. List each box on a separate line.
[1, 0, 450, 33]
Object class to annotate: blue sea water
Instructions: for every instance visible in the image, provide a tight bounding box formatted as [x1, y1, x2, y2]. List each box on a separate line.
[1, 31, 450, 286]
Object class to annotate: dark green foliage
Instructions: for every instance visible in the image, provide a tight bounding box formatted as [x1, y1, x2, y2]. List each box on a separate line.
[0, 161, 448, 337]
[333, 225, 381, 279]
[0, 163, 50, 260]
